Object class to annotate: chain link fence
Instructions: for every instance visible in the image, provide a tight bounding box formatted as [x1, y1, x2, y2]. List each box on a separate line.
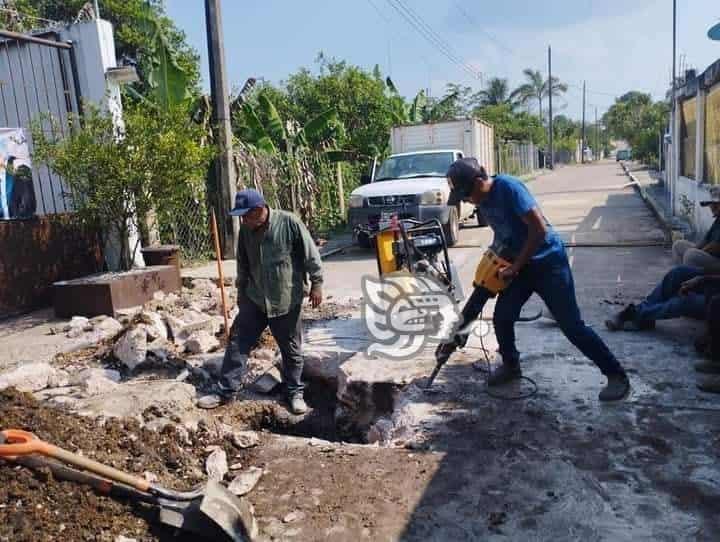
[496, 141, 539, 176]
[157, 194, 214, 262]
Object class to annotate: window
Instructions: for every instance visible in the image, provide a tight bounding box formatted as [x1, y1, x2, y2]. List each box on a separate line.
[681, 97, 697, 179]
[706, 85, 720, 184]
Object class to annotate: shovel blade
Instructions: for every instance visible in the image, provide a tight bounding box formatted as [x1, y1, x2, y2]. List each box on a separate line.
[199, 480, 258, 541]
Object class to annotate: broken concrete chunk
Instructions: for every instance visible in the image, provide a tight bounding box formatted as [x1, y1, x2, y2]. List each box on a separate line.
[228, 466, 263, 496]
[114, 536, 137, 542]
[283, 510, 305, 523]
[230, 431, 260, 449]
[0, 362, 60, 392]
[139, 310, 168, 342]
[252, 366, 282, 393]
[152, 290, 166, 302]
[185, 330, 220, 354]
[63, 316, 89, 332]
[113, 326, 148, 371]
[205, 448, 228, 481]
[197, 394, 222, 410]
[47, 369, 71, 388]
[251, 348, 275, 361]
[163, 314, 187, 342]
[147, 340, 171, 361]
[93, 316, 124, 339]
[71, 368, 121, 396]
[230, 462, 243, 471]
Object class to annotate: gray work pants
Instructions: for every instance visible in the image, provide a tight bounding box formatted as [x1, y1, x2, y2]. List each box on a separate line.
[220, 300, 304, 395]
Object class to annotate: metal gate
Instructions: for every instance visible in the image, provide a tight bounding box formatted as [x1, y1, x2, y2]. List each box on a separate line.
[0, 29, 82, 215]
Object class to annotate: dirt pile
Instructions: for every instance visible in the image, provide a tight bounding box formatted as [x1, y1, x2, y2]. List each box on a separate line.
[0, 389, 259, 542]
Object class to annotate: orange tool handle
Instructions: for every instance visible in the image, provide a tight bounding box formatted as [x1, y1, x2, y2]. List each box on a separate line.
[0, 429, 150, 492]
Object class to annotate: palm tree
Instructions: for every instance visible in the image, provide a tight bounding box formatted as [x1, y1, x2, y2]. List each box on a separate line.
[512, 69, 568, 120]
[512, 69, 545, 118]
[474, 77, 511, 106]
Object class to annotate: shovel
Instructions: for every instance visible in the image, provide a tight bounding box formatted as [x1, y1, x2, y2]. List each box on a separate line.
[0, 429, 256, 541]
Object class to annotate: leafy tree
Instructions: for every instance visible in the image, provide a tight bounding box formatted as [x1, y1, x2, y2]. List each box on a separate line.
[15, 1, 200, 98]
[604, 91, 668, 165]
[32, 103, 214, 269]
[474, 104, 545, 144]
[474, 77, 512, 107]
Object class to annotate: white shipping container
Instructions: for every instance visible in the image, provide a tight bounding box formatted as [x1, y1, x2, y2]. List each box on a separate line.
[390, 119, 496, 174]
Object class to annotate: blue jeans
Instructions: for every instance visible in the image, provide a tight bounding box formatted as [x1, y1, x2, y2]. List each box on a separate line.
[634, 265, 705, 322]
[457, 251, 625, 376]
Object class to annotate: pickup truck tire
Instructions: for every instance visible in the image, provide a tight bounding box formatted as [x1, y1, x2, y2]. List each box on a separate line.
[443, 207, 459, 247]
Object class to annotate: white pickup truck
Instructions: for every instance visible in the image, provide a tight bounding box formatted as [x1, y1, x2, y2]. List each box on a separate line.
[348, 119, 495, 247]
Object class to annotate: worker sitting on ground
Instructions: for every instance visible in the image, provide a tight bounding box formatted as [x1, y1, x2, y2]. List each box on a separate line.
[217, 189, 323, 415]
[696, 292, 720, 394]
[437, 158, 630, 401]
[672, 187, 720, 272]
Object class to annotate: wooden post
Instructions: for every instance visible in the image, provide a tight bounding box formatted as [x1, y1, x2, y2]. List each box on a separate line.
[211, 209, 230, 340]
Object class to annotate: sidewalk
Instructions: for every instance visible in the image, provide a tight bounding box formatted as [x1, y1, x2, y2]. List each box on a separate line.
[622, 161, 693, 242]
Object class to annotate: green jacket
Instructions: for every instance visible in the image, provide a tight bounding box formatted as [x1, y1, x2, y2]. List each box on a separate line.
[236, 209, 323, 317]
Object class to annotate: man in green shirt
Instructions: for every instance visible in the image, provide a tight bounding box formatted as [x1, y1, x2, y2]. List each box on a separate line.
[220, 189, 323, 414]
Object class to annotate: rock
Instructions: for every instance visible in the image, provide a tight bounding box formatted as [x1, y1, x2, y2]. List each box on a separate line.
[0, 362, 61, 392]
[230, 462, 243, 471]
[230, 431, 260, 449]
[186, 353, 224, 377]
[252, 367, 282, 393]
[197, 394, 222, 410]
[92, 316, 124, 339]
[71, 368, 121, 396]
[228, 467, 263, 496]
[175, 369, 190, 382]
[144, 417, 173, 433]
[115, 536, 137, 542]
[163, 314, 187, 342]
[283, 510, 305, 523]
[65, 326, 85, 338]
[113, 326, 148, 371]
[211, 315, 226, 335]
[63, 316, 89, 333]
[147, 341, 171, 361]
[139, 311, 168, 342]
[205, 449, 228, 481]
[302, 350, 352, 384]
[185, 330, 219, 354]
[251, 348, 275, 361]
[153, 291, 166, 302]
[143, 471, 159, 483]
[47, 369, 71, 388]
[69, 381, 197, 420]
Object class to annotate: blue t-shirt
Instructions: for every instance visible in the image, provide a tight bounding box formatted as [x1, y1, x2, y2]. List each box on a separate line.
[478, 174, 563, 261]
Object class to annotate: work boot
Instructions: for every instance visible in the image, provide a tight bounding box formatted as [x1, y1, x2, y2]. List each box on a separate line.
[288, 393, 308, 415]
[605, 304, 654, 331]
[598, 373, 630, 401]
[694, 360, 720, 374]
[697, 378, 720, 394]
[487, 362, 522, 386]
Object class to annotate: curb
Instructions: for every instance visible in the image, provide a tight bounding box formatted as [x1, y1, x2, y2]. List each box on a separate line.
[621, 162, 675, 245]
[319, 243, 355, 260]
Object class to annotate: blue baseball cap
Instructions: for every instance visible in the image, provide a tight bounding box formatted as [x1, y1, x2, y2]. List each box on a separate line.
[230, 188, 266, 216]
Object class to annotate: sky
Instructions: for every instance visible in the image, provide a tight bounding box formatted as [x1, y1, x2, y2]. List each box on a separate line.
[165, 0, 720, 120]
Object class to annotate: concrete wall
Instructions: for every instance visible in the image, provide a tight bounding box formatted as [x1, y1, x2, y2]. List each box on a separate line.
[668, 59, 720, 238]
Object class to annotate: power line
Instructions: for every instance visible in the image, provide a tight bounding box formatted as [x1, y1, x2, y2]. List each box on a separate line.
[389, 0, 480, 79]
[384, 0, 482, 81]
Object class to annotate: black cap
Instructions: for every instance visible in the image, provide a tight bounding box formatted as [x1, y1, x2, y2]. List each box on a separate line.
[446, 157, 487, 206]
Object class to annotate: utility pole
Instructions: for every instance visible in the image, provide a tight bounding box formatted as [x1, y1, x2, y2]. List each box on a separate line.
[204, 0, 236, 259]
[581, 81, 586, 164]
[670, 0, 677, 214]
[595, 107, 599, 160]
[548, 45, 554, 170]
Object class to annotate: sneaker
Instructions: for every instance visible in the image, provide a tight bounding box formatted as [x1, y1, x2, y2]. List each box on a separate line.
[288, 394, 308, 415]
[694, 360, 720, 374]
[487, 363, 522, 386]
[598, 373, 630, 401]
[697, 378, 720, 394]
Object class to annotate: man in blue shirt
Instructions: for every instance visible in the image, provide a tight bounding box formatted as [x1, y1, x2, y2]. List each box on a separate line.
[438, 158, 629, 401]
